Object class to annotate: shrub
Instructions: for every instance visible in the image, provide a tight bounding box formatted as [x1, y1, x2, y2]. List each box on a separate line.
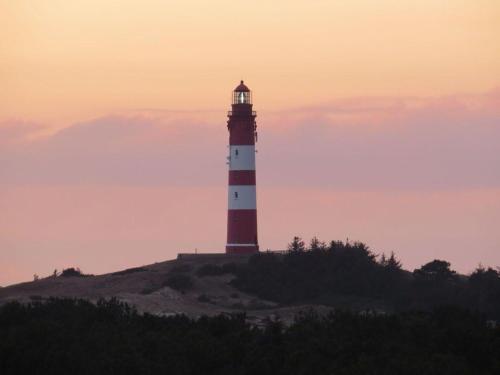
[163, 274, 193, 292]
[140, 286, 158, 295]
[196, 264, 224, 277]
[60, 268, 90, 277]
[112, 267, 147, 276]
[231, 302, 245, 310]
[170, 264, 192, 274]
[197, 294, 212, 303]
[222, 262, 238, 274]
[196, 263, 237, 277]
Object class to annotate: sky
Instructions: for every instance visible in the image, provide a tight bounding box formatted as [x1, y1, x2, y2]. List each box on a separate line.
[1, 0, 500, 286]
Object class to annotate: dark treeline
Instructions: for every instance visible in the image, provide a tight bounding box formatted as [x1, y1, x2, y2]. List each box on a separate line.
[1, 298, 500, 374]
[231, 237, 500, 318]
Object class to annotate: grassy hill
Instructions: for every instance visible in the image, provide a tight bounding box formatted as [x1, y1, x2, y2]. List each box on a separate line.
[0, 253, 324, 325]
[2, 237, 499, 321]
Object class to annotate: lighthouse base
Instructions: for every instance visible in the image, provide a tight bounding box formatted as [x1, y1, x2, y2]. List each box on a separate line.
[225, 245, 259, 254]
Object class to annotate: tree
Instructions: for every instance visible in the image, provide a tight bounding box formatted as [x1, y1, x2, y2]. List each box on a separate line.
[469, 265, 500, 305]
[469, 265, 499, 285]
[309, 237, 326, 251]
[386, 252, 402, 271]
[2, 299, 499, 374]
[288, 236, 306, 252]
[413, 260, 456, 283]
[379, 253, 387, 266]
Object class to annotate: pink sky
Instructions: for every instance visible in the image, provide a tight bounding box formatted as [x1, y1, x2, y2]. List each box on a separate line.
[1, 1, 500, 285]
[1, 92, 500, 285]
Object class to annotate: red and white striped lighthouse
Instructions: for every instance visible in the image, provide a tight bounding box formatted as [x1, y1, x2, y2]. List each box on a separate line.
[226, 81, 259, 254]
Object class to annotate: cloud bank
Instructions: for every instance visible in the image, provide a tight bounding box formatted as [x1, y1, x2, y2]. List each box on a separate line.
[1, 91, 499, 190]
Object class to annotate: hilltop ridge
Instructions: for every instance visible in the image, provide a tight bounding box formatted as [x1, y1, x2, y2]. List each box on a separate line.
[0, 253, 328, 324]
[2, 237, 500, 321]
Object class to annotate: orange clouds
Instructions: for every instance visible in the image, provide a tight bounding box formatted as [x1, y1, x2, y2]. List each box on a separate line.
[2, 1, 500, 123]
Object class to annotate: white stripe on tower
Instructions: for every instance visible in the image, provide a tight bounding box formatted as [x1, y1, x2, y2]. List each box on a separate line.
[228, 186, 257, 209]
[229, 145, 256, 170]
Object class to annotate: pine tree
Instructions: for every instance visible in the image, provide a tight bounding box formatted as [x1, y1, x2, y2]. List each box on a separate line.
[386, 252, 402, 271]
[379, 253, 388, 266]
[288, 236, 306, 252]
[309, 237, 326, 251]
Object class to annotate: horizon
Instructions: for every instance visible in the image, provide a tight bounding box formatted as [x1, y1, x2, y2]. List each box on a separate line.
[1, 1, 500, 286]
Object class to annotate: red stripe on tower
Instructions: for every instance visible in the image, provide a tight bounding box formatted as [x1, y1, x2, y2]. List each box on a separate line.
[226, 81, 259, 254]
[228, 170, 256, 185]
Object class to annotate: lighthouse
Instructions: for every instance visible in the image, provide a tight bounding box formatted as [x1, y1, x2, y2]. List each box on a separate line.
[226, 81, 259, 254]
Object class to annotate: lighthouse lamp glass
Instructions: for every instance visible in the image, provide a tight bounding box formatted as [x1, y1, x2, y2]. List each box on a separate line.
[232, 90, 251, 105]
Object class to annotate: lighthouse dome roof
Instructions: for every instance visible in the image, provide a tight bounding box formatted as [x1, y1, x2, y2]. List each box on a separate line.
[234, 80, 250, 92]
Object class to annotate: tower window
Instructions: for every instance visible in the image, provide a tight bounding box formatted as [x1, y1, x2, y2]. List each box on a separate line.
[235, 149, 239, 157]
[234, 192, 238, 199]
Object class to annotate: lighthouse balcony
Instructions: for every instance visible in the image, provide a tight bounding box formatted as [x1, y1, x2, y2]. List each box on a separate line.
[227, 110, 256, 117]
